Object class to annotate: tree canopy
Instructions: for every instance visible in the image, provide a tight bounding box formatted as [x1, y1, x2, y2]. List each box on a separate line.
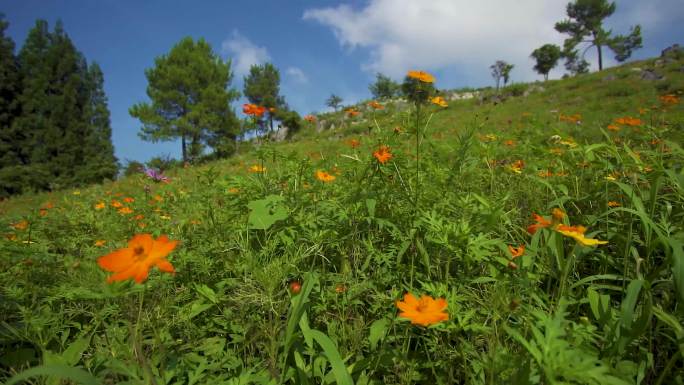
[326, 94, 343, 112]
[555, 0, 642, 72]
[490, 60, 514, 91]
[0, 18, 118, 197]
[531, 44, 562, 80]
[369, 73, 400, 100]
[130, 37, 239, 161]
[243, 63, 285, 133]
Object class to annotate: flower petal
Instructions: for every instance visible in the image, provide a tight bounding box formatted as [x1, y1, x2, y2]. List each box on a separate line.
[97, 248, 134, 272]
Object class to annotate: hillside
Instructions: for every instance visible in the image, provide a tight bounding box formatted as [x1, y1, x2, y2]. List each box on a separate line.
[1, 52, 684, 385]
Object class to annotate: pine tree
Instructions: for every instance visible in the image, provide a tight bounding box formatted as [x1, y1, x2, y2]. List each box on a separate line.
[243, 63, 284, 133]
[0, 14, 22, 197]
[78, 62, 118, 182]
[130, 37, 240, 162]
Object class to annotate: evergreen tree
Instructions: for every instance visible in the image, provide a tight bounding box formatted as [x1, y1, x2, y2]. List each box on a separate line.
[0, 14, 22, 197]
[78, 62, 118, 182]
[130, 37, 239, 162]
[326, 94, 343, 112]
[555, 0, 642, 71]
[531, 44, 562, 80]
[243, 63, 284, 133]
[369, 73, 399, 100]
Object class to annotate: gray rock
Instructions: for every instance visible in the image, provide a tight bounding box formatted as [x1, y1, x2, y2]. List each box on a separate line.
[270, 124, 289, 142]
[661, 44, 681, 58]
[640, 69, 664, 81]
[523, 85, 545, 97]
[316, 119, 326, 133]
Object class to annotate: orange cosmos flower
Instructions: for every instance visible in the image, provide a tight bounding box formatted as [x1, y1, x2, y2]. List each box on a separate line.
[348, 139, 361, 148]
[538, 170, 554, 178]
[11, 220, 29, 231]
[315, 170, 336, 182]
[607, 124, 621, 132]
[396, 293, 448, 326]
[304, 114, 316, 122]
[123, 197, 135, 203]
[407, 70, 435, 83]
[39, 209, 48, 217]
[94, 202, 106, 210]
[559, 113, 581, 124]
[527, 213, 552, 234]
[133, 214, 144, 220]
[509, 160, 524, 174]
[249, 165, 266, 173]
[118, 207, 133, 215]
[373, 145, 393, 164]
[42, 202, 54, 209]
[555, 224, 607, 246]
[111, 200, 123, 208]
[551, 208, 565, 221]
[430, 96, 448, 107]
[368, 100, 384, 110]
[94, 240, 107, 247]
[97, 234, 178, 283]
[607, 201, 621, 207]
[508, 245, 525, 259]
[504, 140, 516, 147]
[614, 117, 642, 126]
[659, 94, 679, 105]
[243, 103, 266, 117]
[346, 108, 360, 117]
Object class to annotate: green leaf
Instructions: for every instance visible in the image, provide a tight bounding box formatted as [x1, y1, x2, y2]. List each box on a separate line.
[247, 195, 289, 230]
[194, 283, 218, 304]
[365, 198, 376, 218]
[62, 334, 91, 366]
[620, 279, 643, 330]
[4, 364, 100, 385]
[670, 239, 684, 305]
[301, 329, 354, 385]
[368, 318, 389, 351]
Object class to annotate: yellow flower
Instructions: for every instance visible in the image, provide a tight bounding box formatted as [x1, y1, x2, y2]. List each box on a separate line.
[430, 96, 448, 107]
[94, 240, 107, 247]
[555, 224, 608, 246]
[249, 164, 266, 173]
[607, 201, 621, 207]
[396, 293, 448, 326]
[315, 170, 336, 182]
[72, 190, 81, 195]
[407, 70, 435, 83]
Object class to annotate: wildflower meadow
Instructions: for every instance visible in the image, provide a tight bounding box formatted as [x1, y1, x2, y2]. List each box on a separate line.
[1, 6, 684, 385]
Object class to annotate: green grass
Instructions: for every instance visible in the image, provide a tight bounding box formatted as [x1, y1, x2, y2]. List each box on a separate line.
[1, 56, 684, 385]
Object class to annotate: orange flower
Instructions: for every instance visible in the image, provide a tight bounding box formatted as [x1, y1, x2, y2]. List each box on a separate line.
[39, 209, 48, 217]
[659, 94, 679, 105]
[137, 222, 147, 229]
[508, 245, 525, 259]
[243, 103, 266, 117]
[94, 240, 107, 247]
[509, 160, 524, 174]
[538, 170, 554, 178]
[133, 214, 144, 220]
[614, 117, 642, 126]
[559, 113, 581, 124]
[304, 114, 317, 123]
[368, 100, 384, 110]
[42, 202, 54, 209]
[249, 164, 266, 173]
[504, 140, 516, 147]
[111, 200, 123, 208]
[551, 208, 565, 221]
[607, 124, 621, 132]
[346, 108, 360, 117]
[118, 207, 133, 215]
[97, 234, 178, 283]
[153, 195, 163, 202]
[348, 139, 361, 148]
[373, 145, 393, 164]
[396, 293, 448, 326]
[430, 96, 448, 107]
[123, 197, 135, 203]
[527, 213, 552, 234]
[315, 170, 336, 182]
[393, 126, 403, 134]
[10, 220, 28, 231]
[554, 224, 607, 246]
[607, 201, 621, 207]
[94, 202, 106, 210]
[407, 70, 435, 83]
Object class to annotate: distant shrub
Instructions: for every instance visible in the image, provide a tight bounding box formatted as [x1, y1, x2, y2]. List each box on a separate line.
[604, 83, 633, 97]
[122, 160, 144, 177]
[146, 155, 182, 172]
[505, 83, 529, 97]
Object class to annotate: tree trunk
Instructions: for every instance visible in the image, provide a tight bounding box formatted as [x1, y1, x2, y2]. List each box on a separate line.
[544, 73, 549, 81]
[597, 44, 603, 71]
[181, 134, 186, 162]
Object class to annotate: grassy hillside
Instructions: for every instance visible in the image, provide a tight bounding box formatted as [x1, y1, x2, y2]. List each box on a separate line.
[1, 54, 683, 384]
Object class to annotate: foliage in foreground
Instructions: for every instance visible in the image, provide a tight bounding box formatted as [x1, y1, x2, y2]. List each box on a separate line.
[1, 55, 684, 385]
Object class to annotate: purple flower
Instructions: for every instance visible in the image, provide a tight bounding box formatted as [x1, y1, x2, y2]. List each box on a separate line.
[144, 168, 170, 183]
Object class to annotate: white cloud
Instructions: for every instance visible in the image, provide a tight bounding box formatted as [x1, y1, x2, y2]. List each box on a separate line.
[221, 30, 271, 77]
[286, 66, 309, 83]
[303, 0, 658, 84]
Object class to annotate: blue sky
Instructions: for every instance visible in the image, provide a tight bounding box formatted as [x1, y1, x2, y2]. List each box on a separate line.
[2, 0, 682, 164]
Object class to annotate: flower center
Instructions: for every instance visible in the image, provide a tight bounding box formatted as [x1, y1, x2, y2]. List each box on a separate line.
[133, 245, 146, 260]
